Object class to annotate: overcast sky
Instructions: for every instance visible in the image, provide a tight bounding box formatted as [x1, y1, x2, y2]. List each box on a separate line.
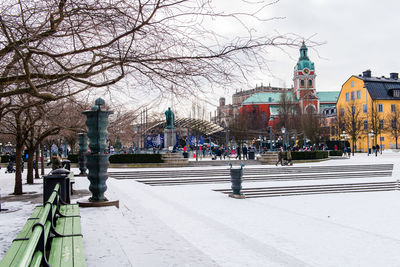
[209, 0, 400, 106]
[110, 0, 400, 117]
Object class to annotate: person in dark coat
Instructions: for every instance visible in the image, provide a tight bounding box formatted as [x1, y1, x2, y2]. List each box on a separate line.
[47, 153, 62, 170]
[286, 146, 292, 166]
[276, 147, 284, 166]
[242, 146, 248, 160]
[236, 146, 242, 160]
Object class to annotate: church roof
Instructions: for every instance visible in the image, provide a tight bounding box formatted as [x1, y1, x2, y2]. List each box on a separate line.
[242, 92, 281, 104]
[316, 91, 339, 103]
[242, 92, 294, 105]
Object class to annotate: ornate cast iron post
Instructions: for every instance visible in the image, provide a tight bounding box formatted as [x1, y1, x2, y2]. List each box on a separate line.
[78, 98, 119, 208]
[78, 133, 88, 176]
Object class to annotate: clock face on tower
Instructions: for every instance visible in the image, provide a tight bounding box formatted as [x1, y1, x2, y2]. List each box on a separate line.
[303, 68, 309, 74]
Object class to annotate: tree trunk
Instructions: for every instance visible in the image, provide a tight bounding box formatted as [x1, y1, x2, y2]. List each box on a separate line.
[26, 148, 34, 184]
[35, 146, 40, 179]
[40, 142, 45, 175]
[14, 142, 23, 195]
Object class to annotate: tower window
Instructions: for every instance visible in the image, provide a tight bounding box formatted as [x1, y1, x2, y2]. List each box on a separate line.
[308, 80, 312, 87]
[300, 80, 305, 87]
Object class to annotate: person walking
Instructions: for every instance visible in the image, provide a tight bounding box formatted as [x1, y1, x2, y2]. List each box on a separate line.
[276, 147, 284, 166]
[242, 146, 248, 160]
[47, 153, 62, 170]
[375, 144, 379, 156]
[286, 147, 292, 166]
[236, 146, 242, 160]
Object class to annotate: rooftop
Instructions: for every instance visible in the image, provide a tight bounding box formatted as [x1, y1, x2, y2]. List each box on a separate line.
[355, 74, 400, 100]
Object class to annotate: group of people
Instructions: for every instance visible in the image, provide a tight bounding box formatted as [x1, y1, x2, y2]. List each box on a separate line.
[275, 146, 293, 166]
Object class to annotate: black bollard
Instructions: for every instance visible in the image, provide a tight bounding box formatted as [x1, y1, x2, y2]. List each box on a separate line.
[229, 163, 245, 199]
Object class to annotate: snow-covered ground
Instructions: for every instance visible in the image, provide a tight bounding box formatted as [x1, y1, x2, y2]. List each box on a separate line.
[1, 152, 400, 266]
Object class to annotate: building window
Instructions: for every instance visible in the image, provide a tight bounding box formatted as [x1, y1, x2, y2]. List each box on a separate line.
[351, 92, 355, 100]
[391, 104, 396, 112]
[356, 90, 361, 99]
[340, 108, 344, 116]
[363, 104, 367, 113]
[351, 106, 355, 114]
[378, 104, 383, 112]
[331, 126, 335, 135]
[351, 81, 355, 87]
[300, 80, 305, 87]
[380, 136, 385, 142]
[379, 119, 384, 129]
[345, 93, 349, 101]
[392, 120, 397, 129]
[308, 80, 312, 87]
[394, 90, 400, 97]
[363, 120, 368, 130]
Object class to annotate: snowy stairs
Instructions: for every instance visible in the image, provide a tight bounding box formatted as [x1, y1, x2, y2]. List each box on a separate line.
[214, 181, 400, 198]
[109, 164, 393, 186]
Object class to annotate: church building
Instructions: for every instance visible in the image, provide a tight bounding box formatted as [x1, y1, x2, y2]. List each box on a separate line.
[238, 41, 339, 125]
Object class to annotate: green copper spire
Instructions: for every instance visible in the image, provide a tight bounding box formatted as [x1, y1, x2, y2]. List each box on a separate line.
[296, 41, 315, 71]
[299, 41, 309, 60]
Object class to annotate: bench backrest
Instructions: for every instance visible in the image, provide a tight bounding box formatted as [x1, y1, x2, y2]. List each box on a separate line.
[0, 183, 62, 267]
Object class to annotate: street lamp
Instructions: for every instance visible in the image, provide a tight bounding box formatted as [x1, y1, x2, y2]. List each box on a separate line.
[281, 127, 286, 149]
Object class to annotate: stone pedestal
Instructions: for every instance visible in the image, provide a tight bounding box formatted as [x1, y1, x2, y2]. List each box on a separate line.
[258, 152, 279, 165]
[164, 128, 177, 148]
[161, 153, 188, 166]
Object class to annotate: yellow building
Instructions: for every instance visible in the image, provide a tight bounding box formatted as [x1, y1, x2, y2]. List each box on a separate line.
[337, 70, 400, 152]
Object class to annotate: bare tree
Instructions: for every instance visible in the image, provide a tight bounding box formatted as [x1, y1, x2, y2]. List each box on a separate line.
[277, 91, 299, 147]
[343, 101, 363, 155]
[387, 105, 400, 149]
[0, 0, 302, 105]
[368, 102, 385, 148]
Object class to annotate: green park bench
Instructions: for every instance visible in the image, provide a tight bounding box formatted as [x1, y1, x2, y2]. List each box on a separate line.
[0, 183, 85, 267]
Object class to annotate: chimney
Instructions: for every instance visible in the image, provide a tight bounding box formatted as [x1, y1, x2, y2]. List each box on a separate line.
[390, 73, 399, 80]
[362, 70, 371, 78]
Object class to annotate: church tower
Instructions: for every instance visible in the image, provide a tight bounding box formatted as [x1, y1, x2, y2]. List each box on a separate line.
[293, 41, 319, 113]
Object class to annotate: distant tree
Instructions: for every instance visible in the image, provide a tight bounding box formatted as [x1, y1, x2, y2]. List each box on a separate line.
[276, 91, 299, 146]
[367, 101, 386, 149]
[342, 101, 363, 155]
[387, 105, 400, 149]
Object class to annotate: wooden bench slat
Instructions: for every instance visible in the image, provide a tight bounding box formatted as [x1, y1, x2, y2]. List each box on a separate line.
[30, 250, 43, 267]
[59, 203, 80, 217]
[73, 236, 86, 267]
[0, 240, 27, 266]
[48, 212, 66, 267]
[61, 236, 74, 267]
[48, 237, 64, 267]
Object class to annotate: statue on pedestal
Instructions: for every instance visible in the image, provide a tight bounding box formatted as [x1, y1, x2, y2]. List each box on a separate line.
[164, 107, 177, 148]
[165, 107, 175, 129]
